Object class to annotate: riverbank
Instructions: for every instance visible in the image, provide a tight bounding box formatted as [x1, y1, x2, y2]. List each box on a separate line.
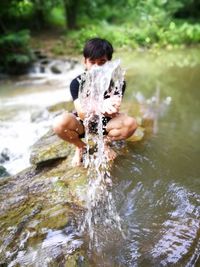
[30, 31, 81, 60]
[30, 30, 200, 61]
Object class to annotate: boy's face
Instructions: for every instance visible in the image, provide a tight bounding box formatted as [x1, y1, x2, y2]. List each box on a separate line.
[84, 56, 108, 70]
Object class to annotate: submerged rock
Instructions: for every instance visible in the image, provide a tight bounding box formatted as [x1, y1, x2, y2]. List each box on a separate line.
[0, 148, 10, 163]
[0, 165, 10, 178]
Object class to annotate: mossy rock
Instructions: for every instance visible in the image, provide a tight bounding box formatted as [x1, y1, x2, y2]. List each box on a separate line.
[128, 126, 145, 142]
[30, 129, 72, 165]
[47, 101, 74, 113]
[64, 251, 91, 267]
[0, 155, 88, 265]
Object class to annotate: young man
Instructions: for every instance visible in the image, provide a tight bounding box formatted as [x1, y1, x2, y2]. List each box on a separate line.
[53, 38, 137, 166]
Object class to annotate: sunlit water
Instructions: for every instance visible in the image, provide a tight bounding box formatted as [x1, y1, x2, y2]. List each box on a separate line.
[0, 48, 200, 266]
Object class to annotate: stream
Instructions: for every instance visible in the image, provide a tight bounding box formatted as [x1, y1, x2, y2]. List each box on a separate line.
[0, 59, 83, 174]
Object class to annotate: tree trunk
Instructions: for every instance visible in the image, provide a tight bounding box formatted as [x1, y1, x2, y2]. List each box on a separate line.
[32, 0, 46, 30]
[63, 0, 79, 29]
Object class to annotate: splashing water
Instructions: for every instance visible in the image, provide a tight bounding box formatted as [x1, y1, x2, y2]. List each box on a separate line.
[78, 59, 125, 249]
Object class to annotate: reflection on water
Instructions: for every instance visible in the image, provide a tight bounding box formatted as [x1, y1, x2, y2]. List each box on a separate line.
[0, 48, 200, 266]
[8, 225, 83, 266]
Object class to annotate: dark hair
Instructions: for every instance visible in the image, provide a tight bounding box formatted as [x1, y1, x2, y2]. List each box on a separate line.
[83, 38, 113, 60]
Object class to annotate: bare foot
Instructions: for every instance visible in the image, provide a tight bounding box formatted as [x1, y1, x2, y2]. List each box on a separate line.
[104, 144, 117, 161]
[71, 147, 85, 167]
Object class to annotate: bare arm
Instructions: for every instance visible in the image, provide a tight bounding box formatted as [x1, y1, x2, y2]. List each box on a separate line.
[102, 95, 122, 117]
[74, 99, 85, 120]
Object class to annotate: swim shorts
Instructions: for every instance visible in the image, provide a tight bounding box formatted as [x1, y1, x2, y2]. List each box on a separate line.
[73, 111, 111, 138]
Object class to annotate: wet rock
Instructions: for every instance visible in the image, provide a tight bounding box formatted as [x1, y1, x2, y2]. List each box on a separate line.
[30, 108, 50, 122]
[0, 148, 10, 163]
[40, 59, 50, 65]
[40, 64, 45, 73]
[51, 64, 62, 74]
[30, 129, 72, 165]
[0, 165, 10, 178]
[65, 251, 91, 267]
[69, 59, 78, 70]
[128, 126, 145, 142]
[47, 101, 74, 113]
[49, 60, 72, 74]
[33, 50, 48, 60]
[0, 152, 88, 266]
[0, 96, 148, 265]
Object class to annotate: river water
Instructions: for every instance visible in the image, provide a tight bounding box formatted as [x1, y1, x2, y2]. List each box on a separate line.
[0, 48, 200, 266]
[0, 61, 83, 174]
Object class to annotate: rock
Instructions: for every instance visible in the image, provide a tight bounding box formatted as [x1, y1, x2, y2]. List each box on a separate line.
[0, 165, 10, 178]
[47, 101, 74, 113]
[0, 96, 149, 265]
[0, 156, 88, 266]
[30, 108, 49, 122]
[33, 50, 48, 60]
[0, 148, 10, 163]
[64, 251, 90, 267]
[30, 129, 72, 165]
[40, 64, 46, 73]
[40, 59, 50, 65]
[128, 126, 145, 142]
[51, 64, 62, 74]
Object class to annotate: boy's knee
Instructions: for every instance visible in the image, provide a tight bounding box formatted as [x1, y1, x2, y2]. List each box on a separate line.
[127, 117, 137, 131]
[53, 116, 63, 135]
[53, 113, 72, 135]
[124, 117, 137, 138]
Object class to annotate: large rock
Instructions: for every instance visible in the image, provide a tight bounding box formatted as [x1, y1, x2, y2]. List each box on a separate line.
[30, 129, 72, 165]
[0, 99, 148, 266]
[47, 101, 74, 113]
[0, 153, 88, 266]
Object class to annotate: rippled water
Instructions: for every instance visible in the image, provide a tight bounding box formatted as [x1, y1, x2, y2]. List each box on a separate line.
[0, 48, 200, 266]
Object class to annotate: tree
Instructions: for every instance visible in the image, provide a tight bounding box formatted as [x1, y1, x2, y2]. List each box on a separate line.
[63, 0, 80, 29]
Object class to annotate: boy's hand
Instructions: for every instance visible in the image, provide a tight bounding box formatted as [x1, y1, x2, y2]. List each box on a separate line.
[101, 96, 121, 116]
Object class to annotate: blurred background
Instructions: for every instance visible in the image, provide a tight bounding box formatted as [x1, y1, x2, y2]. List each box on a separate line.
[0, 0, 200, 74]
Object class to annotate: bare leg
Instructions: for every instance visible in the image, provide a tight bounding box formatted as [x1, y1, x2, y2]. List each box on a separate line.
[53, 112, 86, 166]
[103, 136, 117, 161]
[104, 113, 137, 161]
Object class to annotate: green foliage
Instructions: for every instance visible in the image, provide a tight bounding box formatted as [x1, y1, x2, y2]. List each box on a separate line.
[0, 0, 200, 75]
[68, 20, 200, 51]
[64, 0, 200, 50]
[46, 7, 65, 27]
[0, 30, 35, 74]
